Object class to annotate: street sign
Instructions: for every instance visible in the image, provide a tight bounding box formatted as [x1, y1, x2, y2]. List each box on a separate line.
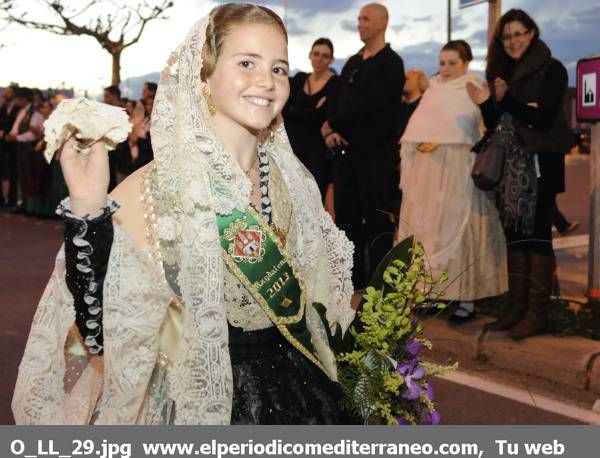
[459, 0, 487, 8]
[576, 56, 600, 122]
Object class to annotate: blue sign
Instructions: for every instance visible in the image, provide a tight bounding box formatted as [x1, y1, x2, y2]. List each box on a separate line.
[459, 0, 488, 8]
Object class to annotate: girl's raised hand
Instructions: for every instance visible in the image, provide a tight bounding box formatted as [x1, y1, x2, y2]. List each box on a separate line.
[59, 136, 110, 217]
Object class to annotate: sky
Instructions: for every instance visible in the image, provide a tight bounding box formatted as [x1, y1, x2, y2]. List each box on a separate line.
[0, 0, 599, 97]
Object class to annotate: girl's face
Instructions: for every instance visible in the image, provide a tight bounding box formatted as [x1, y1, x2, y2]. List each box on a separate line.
[501, 20, 533, 61]
[309, 44, 333, 74]
[207, 23, 289, 136]
[438, 49, 468, 82]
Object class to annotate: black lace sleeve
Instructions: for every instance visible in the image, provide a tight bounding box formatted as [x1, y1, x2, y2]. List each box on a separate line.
[57, 199, 120, 356]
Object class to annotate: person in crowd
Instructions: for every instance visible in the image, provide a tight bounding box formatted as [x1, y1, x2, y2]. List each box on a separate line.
[142, 81, 158, 102]
[467, 9, 574, 339]
[50, 93, 67, 109]
[322, 2, 405, 288]
[397, 68, 428, 142]
[103, 85, 123, 190]
[25, 99, 68, 217]
[283, 37, 338, 199]
[4, 87, 44, 213]
[103, 85, 122, 107]
[398, 40, 508, 322]
[0, 86, 19, 207]
[122, 97, 134, 116]
[32, 88, 44, 107]
[13, 3, 357, 425]
[23, 99, 53, 216]
[125, 97, 154, 175]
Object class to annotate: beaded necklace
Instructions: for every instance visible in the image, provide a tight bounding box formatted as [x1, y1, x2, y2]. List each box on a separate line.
[244, 143, 272, 225]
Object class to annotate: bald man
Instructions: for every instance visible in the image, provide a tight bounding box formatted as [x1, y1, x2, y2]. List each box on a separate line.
[322, 3, 405, 288]
[397, 68, 429, 141]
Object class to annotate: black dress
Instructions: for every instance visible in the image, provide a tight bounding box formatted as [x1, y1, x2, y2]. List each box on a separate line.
[283, 72, 338, 197]
[62, 206, 356, 425]
[228, 325, 356, 424]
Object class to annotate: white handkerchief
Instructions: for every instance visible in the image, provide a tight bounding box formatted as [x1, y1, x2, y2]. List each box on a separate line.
[43, 98, 131, 163]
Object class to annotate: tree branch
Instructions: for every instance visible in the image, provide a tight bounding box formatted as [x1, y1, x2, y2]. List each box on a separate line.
[0, 0, 174, 83]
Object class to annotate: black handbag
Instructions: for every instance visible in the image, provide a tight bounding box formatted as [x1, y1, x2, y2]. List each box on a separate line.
[471, 115, 512, 191]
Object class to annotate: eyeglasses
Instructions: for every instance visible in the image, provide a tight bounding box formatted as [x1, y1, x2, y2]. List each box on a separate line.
[501, 29, 529, 42]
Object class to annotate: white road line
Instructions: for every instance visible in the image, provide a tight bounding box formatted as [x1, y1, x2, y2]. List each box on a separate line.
[437, 370, 600, 425]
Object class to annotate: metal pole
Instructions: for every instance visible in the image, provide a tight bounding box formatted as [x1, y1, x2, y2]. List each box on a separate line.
[488, 0, 501, 46]
[588, 123, 600, 300]
[447, 0, 451, 43]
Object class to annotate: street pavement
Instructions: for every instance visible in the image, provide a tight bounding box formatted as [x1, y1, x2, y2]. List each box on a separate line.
[0, 154, 597, 425]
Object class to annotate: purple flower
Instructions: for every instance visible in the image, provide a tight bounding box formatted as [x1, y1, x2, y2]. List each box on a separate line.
[422, 409, 441, 425]
[396, 359, 426, 400]
[423, 381, 434, 401]
[406, 339, 421, 357]
[396, 417, 411, 425]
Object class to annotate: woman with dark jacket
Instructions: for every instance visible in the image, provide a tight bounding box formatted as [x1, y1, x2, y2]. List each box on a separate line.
[283, 38, 338, 199]
[467, 9, 573, 339]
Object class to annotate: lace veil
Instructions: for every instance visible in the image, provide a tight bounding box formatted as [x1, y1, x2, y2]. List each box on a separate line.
[148, 7, 357, 423]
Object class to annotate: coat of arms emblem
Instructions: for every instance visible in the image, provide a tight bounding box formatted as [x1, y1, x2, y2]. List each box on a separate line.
[223, 217, 266, 263]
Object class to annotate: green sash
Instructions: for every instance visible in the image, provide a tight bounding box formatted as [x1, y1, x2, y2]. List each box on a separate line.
[217, 207, 326, 374]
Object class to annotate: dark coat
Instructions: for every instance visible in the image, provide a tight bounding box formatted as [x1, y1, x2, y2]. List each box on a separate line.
[482, 40, 571, 193]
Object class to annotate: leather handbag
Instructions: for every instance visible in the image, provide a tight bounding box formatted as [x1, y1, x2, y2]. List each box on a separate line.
[471, 116, 512, 191]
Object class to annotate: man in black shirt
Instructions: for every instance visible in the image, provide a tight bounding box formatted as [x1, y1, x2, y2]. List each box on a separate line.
[322, 3, 405, 288]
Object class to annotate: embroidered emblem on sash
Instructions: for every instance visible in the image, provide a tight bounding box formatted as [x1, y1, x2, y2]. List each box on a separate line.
[223, 216, 266, 263]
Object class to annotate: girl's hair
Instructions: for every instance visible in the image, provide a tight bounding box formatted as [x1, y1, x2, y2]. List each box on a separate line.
[486, 8, 540, 79]
[311, 37, 334, 57]
[441, 39, 473, 63]
[201, 3, 287, 80]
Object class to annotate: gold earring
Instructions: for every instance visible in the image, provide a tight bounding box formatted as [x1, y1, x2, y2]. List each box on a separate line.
[202, 84, 216, 116]
[269, 128, 275, 144]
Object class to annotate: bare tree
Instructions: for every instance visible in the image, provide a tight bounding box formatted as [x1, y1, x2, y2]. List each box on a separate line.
[0, 0, 173, 85]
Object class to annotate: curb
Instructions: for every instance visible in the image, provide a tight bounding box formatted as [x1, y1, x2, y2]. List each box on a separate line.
[421, 316, 600, 395]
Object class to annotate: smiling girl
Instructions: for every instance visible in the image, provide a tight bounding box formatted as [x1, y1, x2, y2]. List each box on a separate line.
[13, 3, 356, 425]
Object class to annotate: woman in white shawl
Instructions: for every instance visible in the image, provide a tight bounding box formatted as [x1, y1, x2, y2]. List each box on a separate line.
[397, 40, 507, 321]
[12, 3, 356, 425]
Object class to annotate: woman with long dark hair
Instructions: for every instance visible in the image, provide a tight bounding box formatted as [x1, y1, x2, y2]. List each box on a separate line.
[467, 9, 573, 339]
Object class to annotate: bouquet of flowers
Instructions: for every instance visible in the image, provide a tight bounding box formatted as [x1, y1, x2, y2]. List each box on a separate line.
[315, 237, 456, 425]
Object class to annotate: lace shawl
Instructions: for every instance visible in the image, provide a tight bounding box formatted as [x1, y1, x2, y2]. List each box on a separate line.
[401, 73, 483, 145]
[13, 13, 355, 425]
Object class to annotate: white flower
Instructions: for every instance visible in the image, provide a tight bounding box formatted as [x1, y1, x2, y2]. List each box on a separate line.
[44, 98, 132, 163]
[156, 216, 178, 241]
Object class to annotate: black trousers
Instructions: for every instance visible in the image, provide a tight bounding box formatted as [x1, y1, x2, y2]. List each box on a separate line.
[332, 150, 397, 288]
[552, 201, 570, 233]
